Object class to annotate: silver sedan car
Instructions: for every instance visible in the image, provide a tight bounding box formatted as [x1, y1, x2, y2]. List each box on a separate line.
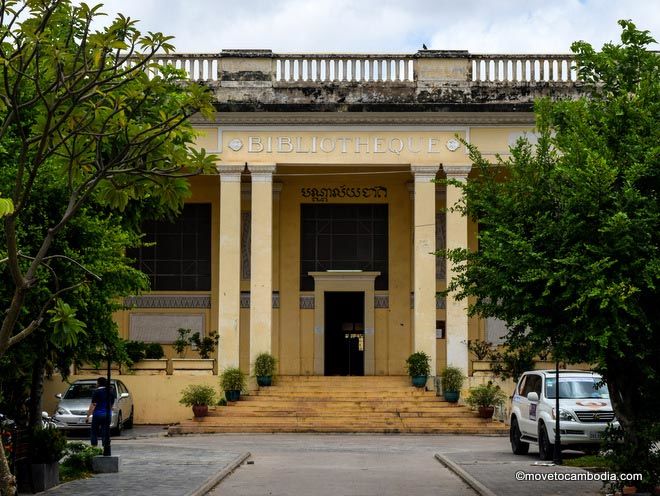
[53, 379, 134, 435]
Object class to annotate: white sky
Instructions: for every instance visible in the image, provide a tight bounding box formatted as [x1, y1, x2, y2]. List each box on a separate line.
[94, 0, 660, 54]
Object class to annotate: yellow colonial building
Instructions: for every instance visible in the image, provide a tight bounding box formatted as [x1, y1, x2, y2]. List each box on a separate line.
[115, 50, 580, 378]
[46, 50, 582, 426]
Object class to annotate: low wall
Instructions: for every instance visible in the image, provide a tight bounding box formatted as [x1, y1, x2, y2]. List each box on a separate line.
[43, 374, 221, 424]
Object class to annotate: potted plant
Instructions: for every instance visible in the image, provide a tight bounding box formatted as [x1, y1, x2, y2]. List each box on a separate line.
[440, 366, 465, 403]
[405, 351, 431, 388]
[464, 381, 507, 418]
[220, 367, 247, 402]
[24, 427, 66, 492]
[254, 352, 277, 386]
[179, 384, 217, 418]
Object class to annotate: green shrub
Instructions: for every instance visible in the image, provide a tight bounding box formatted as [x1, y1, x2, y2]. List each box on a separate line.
[489, 346, 535, 381]
[144, 342, 165, 360]
[59, 442, 102, 482]
[30, 427, 67, 463]
[464, 381, 507, 408]
[190, 331, 219, 359]
[173, 328, 191, 357]
[217, 398, 227, 406]
[124, 340, 147, 364]
[405, 351, 431, 377]
[179, 384, 217, 407]
[254, 353, 277, 377]
[467, 340, 493, 360]
[220, 367, 247, 392]
[440, 366, 465, 392]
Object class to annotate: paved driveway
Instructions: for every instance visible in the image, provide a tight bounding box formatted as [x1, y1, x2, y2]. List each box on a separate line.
[208, 434, 477, 496]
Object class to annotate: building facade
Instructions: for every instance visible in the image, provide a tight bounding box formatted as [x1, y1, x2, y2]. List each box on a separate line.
[114, 50, 582, 380]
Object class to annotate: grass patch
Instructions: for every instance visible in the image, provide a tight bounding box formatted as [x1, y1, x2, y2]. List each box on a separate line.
[59, 442, 103, 482]
[563, 455, 612, 469]
[59, 465, 93, 483]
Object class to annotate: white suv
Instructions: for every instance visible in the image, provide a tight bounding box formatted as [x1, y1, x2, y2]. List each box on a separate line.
[510, 370, 618, 460]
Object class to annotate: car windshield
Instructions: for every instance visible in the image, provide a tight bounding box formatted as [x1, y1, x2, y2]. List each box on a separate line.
[545, 378, 609, 399]
[63, 383, 96, 400]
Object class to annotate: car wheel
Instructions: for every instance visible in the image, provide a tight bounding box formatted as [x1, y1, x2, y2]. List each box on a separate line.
[510, 417, 529, 455]
[112, 412, 123, 437]
[124, 408, 134, 429]
[538, 423, 553, 461]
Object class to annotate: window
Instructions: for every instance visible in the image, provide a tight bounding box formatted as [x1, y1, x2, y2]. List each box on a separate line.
[129, 204, 212, 291]
[300, 204, 388, 291]
[521, 374, 542, 396]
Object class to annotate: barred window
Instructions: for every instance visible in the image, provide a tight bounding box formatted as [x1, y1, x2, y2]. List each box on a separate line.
[300, 204, 388, 291]
[130, 204, 212, 291]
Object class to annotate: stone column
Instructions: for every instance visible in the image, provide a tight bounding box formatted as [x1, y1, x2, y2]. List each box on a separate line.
[411, 164, 440, 378]
[247, 164, 276, 374]
[217, 164, 244, 372]
[444, 164, 472, 375]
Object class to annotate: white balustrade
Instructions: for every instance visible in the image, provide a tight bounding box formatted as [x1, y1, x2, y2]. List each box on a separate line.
[470, 55, 577, 83]
[133, 53, 577, 85]
[273, 55, 415, 83]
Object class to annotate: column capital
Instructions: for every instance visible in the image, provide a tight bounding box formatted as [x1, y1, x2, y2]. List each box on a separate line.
[217, 163, 245, 182]
[411, 164, 440, 182]
[248, 163, 277, 182]
[443, 164, 472, 181]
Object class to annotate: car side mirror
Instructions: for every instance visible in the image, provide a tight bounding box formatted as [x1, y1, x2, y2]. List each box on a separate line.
[120, 392, 129, 399]
[527, 392, 539, 402]
[55, 393, 62, 399]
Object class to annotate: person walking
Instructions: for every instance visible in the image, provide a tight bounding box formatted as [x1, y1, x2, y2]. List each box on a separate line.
[85, 377, 116, 447]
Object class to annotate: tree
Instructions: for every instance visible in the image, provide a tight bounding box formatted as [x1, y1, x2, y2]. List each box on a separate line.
[0, 1, 215, 493]
[444, 21, 659, 488]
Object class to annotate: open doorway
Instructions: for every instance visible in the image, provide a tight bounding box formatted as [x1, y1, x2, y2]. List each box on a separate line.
[324, 292, 364, 376]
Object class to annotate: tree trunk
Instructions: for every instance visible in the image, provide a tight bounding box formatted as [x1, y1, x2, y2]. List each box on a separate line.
[28, 356, 46, 430]
[0, 446, 17, 496]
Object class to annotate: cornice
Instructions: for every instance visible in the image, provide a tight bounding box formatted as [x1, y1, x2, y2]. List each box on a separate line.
[191, 111, 536, 127]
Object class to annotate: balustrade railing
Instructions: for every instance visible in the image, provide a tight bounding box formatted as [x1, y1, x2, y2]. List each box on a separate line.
[273, 55, 415, 83]
[141, 52, 578, 85]
[470, 54, 577, 82]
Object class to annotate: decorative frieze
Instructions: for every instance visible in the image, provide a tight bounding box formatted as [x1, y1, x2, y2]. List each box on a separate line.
[299, 295, 315, 309]
[374, 295, 389, 309]
[124, 295, 211, 309]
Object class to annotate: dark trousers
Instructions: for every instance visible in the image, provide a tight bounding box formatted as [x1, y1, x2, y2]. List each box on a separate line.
[90, 414, 110, 447]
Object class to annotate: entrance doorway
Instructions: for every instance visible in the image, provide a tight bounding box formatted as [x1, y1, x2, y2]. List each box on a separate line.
[324, 292, 364, 376]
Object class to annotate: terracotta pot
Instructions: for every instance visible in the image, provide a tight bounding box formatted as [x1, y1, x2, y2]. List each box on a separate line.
[478, 406, 495, 419]
[192, 405, 208, 418]
[622, 485, 637, 495]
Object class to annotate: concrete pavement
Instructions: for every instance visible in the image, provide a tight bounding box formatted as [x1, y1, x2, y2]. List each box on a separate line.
[21, 429, 605, 496]
[435, 437, 604, 496]
[208, 434, 476, 496]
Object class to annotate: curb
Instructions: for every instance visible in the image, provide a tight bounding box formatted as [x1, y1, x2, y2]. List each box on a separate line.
[434, 453, 497, 496]
[188, 451, 251, 496]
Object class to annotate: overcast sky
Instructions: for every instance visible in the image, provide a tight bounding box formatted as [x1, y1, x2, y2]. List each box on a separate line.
[95, 0, 659, 54]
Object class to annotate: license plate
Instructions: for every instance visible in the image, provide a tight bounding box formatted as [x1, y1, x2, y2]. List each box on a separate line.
[78, 418, 89, 424]
[589, 431, 602, 440]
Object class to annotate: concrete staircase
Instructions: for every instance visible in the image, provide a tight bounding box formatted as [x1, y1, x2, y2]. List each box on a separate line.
[168, 376, 508, 435]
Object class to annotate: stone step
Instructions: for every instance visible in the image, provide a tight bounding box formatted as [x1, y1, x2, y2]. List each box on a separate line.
[208, 407, 474, 419]
[251, 391, 438, 398]
[169, 375, 506, 436]
[170, 424, 507, 435]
